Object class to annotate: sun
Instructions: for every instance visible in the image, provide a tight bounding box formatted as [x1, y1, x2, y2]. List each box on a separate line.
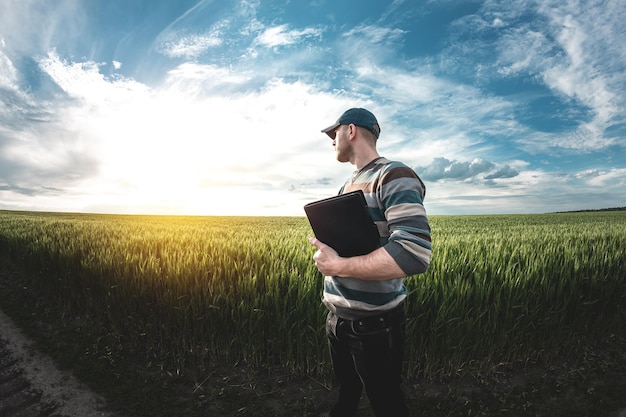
[91, 95, 254, 214]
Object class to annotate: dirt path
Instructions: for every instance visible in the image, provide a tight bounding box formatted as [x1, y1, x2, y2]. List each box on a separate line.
[0, 307, 118, 417]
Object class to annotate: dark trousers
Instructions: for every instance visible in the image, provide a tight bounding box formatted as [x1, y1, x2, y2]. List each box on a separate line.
[326, 305, 409, 417]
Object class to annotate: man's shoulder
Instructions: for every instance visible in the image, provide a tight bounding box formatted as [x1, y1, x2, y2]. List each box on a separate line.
[375, 158, 426, 196]
[375, 158, 416, 176]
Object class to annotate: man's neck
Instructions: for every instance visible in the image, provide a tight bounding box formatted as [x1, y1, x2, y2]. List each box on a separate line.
[352, 150, 380, 170]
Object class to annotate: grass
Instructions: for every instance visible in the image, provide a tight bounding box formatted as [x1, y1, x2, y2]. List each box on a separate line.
[0, 210, 625, 416]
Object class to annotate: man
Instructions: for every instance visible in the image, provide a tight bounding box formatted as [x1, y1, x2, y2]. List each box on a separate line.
[308, 108, 432, 417]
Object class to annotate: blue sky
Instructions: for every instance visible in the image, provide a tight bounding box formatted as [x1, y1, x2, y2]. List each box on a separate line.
[0, 0, 624, 216]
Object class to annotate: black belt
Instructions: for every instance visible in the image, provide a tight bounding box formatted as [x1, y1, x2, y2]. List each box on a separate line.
[343, 302, 405, 329]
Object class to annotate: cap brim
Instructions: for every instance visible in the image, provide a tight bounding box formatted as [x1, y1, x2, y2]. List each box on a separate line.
[321, 122, 340, 138]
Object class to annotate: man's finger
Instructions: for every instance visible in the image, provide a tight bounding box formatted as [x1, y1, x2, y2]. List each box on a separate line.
[308, 237, 326, 249]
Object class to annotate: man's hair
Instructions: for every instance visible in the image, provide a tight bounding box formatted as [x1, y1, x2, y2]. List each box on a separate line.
[357, 126, 378, 145]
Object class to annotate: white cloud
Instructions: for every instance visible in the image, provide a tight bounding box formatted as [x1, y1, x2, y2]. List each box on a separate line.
[1, 51, 356, 215]
[415, 157, 521, 182]
[423, 166, 623, 215]
[344, 25, 407, 44]
[38, 51, 150, 103]
[0, 48, 18, 90]
[491, 0, 626, 151]
[255, 24, 322, 48]
[354, 65, 442, 103]
[164, 63, 253, 94]
[496, 29, 551, 76]
[576, 168, 626, 187]
[159, 31, 223, 59]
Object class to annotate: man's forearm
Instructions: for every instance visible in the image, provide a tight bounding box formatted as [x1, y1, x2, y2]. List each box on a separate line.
[337, 247, 406, 280]
[310, 237, 406, 280]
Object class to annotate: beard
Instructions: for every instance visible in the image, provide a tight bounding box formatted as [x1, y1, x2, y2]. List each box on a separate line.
[335, 141, 353, 163]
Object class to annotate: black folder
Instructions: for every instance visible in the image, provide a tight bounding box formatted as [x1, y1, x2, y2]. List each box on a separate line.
[304, 190, 380, 257]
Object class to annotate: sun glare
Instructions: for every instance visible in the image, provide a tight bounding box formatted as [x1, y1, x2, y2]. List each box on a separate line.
[89, 92, 259, 214]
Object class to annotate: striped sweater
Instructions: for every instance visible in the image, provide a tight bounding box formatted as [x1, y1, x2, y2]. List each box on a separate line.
[322, 157, 432, 319]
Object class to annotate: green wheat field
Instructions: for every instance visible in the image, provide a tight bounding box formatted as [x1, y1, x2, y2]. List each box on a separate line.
[0, 209, 625, 381]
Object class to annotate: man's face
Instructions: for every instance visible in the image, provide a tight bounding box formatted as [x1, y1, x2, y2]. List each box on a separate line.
[332, 125, 352, 163]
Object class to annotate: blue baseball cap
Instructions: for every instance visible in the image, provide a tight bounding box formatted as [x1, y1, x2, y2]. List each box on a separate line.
[321, 108, 381, 139]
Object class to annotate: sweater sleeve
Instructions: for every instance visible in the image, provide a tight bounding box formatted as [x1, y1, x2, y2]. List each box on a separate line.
[378, 164, 432, 276]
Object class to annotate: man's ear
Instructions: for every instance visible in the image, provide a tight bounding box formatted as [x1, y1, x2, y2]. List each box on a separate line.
[348, 124, 357, 140]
